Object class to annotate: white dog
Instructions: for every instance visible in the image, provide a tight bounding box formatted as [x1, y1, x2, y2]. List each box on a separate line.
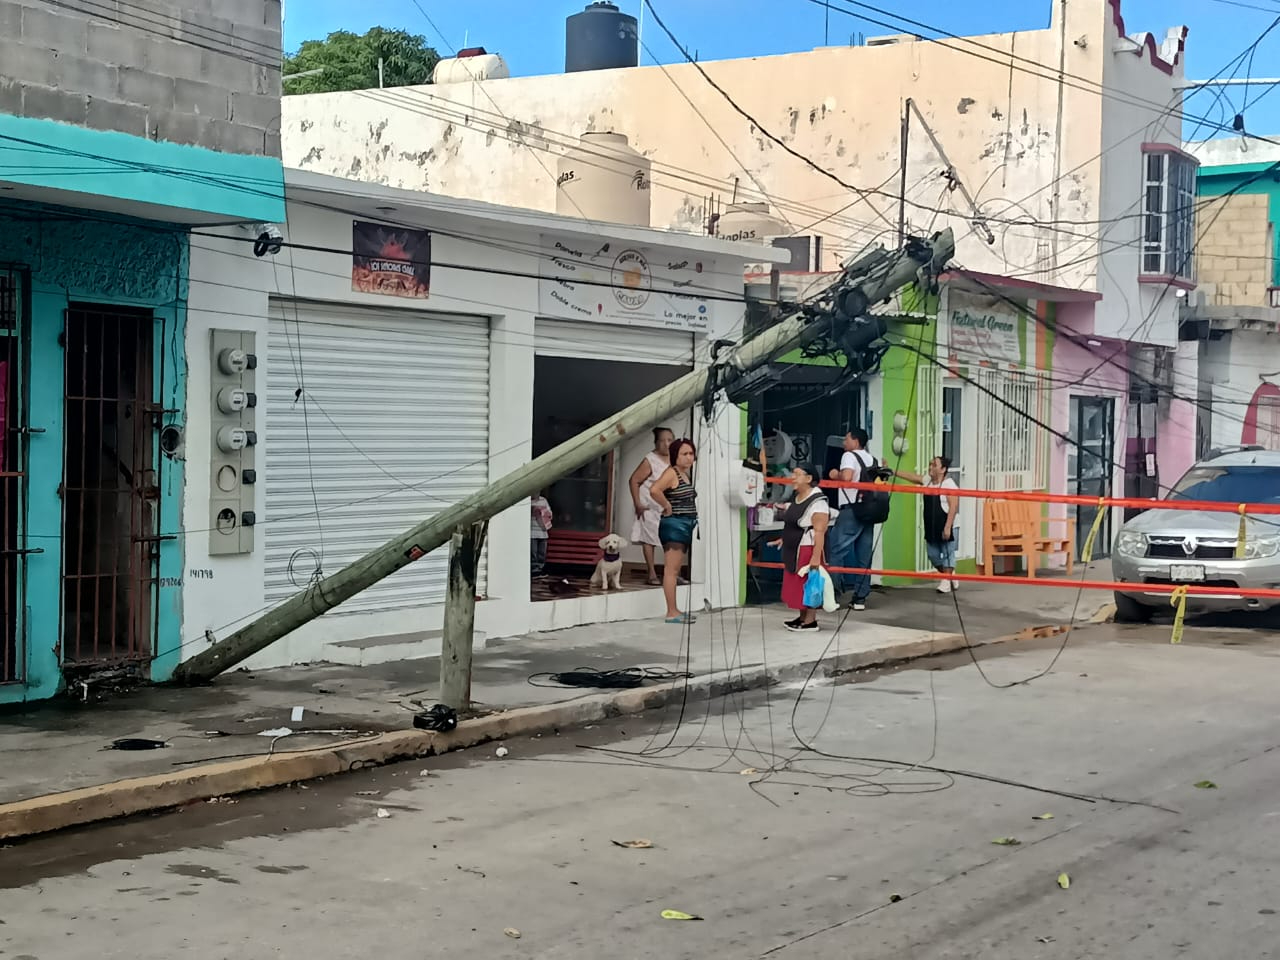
[590, 534, 628, 591]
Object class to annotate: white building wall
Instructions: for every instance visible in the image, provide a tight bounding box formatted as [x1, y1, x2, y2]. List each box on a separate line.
[1202, 328, 1280, 449]
[1094, 7, 1189, 346]
[184, 191, 753, 669]
[282, 4, 1185, 292]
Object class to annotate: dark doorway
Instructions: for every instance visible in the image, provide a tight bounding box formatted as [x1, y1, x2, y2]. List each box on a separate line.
[1070, 396, 1115, 559]
[745, 369, 865, 603]
[531, 354, 693, 590]
[61, 304, 159, 666]
[0, 269, 26, 685]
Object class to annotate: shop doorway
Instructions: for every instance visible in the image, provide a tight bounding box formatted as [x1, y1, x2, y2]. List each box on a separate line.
[938, 380, 980, 563]
[61, 304, 160, 667]
[744, 372, 865, 602]
[0, 269, 26, 685]
[1070, 396, 1115, 559]
[531, 355, 693, 594]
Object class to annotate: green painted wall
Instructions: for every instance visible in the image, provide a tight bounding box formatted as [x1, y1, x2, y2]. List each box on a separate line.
[0, 206, 188, 704]
[877, 287, 940, 584]
[0, 113, 285, 223]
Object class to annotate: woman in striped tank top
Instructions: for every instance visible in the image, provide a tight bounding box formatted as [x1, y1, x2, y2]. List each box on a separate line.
[650, 438, 698, 625]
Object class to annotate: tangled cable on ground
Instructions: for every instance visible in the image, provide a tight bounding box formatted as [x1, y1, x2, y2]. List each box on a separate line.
[527, 666, 695, 690]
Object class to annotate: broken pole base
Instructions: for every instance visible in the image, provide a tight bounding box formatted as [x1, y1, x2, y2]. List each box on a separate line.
[439, 521, 487, 713]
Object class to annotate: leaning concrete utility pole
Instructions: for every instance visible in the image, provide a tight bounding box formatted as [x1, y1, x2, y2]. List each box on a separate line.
[174, 229, 955, 685]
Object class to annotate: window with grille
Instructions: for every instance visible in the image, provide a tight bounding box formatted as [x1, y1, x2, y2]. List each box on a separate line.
[1141, 148, 1197, 282]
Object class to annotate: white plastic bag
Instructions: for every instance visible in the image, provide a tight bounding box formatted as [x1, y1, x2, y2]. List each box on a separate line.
[817, 567, 839, 613]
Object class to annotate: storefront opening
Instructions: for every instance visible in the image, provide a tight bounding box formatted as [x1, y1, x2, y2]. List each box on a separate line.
[531, 355, 693, 595]
[744, 371, 865, 604]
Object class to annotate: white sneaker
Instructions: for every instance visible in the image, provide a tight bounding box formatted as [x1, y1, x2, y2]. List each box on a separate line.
[936, 579, 952, 594]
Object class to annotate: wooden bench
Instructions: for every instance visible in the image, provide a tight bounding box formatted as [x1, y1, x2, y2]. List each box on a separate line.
[981, 499, 1075, 578]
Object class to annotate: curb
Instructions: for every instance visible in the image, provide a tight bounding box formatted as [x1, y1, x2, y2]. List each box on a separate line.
[0, 628, 1008, 841]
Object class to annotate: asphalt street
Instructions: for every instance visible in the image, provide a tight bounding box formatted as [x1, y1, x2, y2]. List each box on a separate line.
[3, 624, 1279, 959]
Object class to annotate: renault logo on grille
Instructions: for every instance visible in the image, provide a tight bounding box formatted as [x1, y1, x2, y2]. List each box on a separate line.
[1182, 538, 1197, 556]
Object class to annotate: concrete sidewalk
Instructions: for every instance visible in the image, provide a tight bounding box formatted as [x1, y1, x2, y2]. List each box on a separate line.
[0, 573, 1109, 839]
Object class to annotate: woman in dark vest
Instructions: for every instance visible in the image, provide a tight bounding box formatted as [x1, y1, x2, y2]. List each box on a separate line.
[775, 463, 831, 633]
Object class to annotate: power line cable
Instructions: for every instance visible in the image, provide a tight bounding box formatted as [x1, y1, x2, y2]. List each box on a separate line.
[807, 0, 1280, 145]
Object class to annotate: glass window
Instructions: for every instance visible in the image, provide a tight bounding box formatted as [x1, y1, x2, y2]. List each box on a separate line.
[1140, 150, 1196, 281]
[1169, 466, 1280, 504]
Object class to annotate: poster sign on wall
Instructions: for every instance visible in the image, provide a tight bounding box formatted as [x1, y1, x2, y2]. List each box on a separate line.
[537, 234, 713, 332]
[351, 221, 431, 299]
[946, 292, 1024, 366]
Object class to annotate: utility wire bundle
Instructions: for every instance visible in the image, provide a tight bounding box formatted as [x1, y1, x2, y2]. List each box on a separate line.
[528, 666, 694, 690]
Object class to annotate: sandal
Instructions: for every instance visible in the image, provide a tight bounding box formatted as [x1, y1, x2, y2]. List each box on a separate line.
[665, 613, 696, 624]
[646, 577, 662, 586]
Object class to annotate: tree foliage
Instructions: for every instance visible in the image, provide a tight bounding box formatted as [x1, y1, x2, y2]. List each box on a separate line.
[283, 27, 441, 95]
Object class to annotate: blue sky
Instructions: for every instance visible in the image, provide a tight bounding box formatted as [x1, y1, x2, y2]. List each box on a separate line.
[284, 0, 1280, 141]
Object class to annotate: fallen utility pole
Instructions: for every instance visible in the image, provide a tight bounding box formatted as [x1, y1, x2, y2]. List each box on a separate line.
[174, 229, 955, 685]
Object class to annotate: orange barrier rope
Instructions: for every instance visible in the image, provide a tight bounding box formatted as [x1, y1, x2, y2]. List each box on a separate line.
[761, 476, 1280, 517]
[745, 555, 1280, 600]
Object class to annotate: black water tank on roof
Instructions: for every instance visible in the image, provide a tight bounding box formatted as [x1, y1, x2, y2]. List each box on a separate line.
[565, 2, 639, 73]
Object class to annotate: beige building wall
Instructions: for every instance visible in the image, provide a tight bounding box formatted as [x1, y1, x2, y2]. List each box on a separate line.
[281, 0, 1187, 342]
[1194, 193, 1273, 307]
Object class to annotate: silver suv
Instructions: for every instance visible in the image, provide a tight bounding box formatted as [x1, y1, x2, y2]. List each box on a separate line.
[1112, 447, 1280, 622]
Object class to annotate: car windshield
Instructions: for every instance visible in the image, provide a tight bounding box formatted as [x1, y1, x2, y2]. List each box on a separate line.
[1168, 465, 1280, 505]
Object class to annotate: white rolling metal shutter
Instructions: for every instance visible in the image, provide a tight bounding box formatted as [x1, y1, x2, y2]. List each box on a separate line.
[535, 318, 695, 365]
[264, 299, 490, 613]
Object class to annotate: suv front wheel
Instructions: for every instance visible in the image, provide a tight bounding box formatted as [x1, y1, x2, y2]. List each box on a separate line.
[1113, 591, 1154, 624]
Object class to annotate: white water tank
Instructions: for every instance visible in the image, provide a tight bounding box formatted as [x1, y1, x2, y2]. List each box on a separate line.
[556, 131, 651, 226]
[714, 202, 786, 244]
[432, 48, 510, 84]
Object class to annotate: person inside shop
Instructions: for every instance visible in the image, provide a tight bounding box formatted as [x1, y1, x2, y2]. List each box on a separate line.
[649, 438, 698, 625]
[628, 427, 675, 586]
[829, 429, 875, 610]
[891, 456, 960, 594]
[530, 489, 553, 579]
[772, 462, 831, 633]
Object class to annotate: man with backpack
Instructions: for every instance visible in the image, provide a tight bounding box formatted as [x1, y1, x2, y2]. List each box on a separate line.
[829, 429, 889, 610]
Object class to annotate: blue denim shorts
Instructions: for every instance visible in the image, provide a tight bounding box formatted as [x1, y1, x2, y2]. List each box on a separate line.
[926, 539, 957, 569]
[659, 516, 697, 548]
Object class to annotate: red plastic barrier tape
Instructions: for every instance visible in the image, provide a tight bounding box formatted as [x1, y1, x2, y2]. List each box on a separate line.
[762, 476, 1280, 517]
[745, 556, 1280, 600]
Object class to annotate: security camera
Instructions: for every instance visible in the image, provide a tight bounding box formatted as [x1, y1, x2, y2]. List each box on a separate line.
[252, 223, 285, 258]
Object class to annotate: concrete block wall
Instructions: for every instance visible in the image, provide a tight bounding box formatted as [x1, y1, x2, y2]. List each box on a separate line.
[0, 0, 282, 157]
[1196, 192, 1273, 306]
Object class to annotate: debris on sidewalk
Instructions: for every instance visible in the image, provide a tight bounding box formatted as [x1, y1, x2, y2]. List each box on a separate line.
[661, 910, 702, 921]
[992, 837, 1021, 846]
[1057, 872, 1071, 889]
[504, 928, 521, 939]
[611, 839, 653, 849]
[376, 808, 392, 819]
[1033, 813, 1055, 820]
[413, 704, 458, 732]
[1194, 780, 1218, 789]
[495, 746, 509, 758]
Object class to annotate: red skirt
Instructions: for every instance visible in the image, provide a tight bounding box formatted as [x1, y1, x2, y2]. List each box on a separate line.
[782, 545, 815, 611]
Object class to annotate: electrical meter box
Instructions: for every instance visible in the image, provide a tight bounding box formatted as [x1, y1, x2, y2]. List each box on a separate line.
[209, 329, 258, 555]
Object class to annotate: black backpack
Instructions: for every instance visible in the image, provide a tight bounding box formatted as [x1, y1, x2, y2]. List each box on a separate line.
[851, 455, 892, 525]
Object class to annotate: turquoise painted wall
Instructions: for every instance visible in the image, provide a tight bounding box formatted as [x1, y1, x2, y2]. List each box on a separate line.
[1198, 161, 1280, 289]
[0, 203, 187, 703]
[0, 113, 285, 224]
